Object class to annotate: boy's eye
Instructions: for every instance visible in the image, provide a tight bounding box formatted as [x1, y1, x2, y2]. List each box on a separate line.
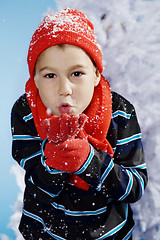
[72, 71, 83, 77]
[44, 73, 56, 78]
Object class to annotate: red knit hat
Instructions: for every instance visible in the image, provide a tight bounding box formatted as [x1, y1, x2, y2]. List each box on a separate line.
[27, 8, 103, 77]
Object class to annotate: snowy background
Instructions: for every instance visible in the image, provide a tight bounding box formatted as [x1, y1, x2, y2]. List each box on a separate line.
[0, 0, 160, 239]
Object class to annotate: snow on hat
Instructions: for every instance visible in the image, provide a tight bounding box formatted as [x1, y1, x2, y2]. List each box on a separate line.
[27, 8, 103, 77]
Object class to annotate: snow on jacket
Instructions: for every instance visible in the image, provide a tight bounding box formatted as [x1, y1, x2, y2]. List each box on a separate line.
[11, 91, 148, 240]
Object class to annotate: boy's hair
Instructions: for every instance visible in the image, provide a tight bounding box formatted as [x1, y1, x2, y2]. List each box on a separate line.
[27, 8, 103, 78]
[52, 43, 97, 68]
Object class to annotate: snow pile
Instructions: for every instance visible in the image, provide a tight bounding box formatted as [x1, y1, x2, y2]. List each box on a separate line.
[9, 0, 160, 239]
[9, 165, 25, 240]
[0, 234, 10, 240]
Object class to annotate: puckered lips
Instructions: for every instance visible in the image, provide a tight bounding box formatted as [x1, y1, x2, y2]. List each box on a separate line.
[59, 103, 72, 114]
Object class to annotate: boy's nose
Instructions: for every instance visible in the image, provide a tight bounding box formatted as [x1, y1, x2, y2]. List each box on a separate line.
[58, 78, 72, 96]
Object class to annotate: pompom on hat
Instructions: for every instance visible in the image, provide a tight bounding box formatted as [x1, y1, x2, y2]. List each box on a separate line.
[27, 8, 103, 77]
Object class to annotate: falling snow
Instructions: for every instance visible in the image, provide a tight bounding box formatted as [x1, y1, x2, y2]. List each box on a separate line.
[8, 0, 160, 239]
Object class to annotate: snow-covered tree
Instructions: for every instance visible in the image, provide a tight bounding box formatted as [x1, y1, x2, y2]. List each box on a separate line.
[55, 1, 160, 239]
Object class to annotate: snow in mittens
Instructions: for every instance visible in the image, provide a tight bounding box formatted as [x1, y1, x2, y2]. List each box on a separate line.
[9, 0, 160, 239]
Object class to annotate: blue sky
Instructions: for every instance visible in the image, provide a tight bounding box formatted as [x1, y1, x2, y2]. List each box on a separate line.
[0, 0, 57, 238]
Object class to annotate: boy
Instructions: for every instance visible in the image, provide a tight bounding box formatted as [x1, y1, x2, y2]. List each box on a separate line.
[11, 8, 147, 239]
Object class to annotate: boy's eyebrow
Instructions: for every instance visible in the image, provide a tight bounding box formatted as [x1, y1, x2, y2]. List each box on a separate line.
[39, 67, 55, 72]
[69, 64, 89, 70]
[39, 64, 89, 72]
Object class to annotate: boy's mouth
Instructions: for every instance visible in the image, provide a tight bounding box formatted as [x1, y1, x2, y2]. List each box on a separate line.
[59, 103, 72, 114]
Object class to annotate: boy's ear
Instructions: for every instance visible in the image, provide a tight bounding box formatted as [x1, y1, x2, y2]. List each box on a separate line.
[94, 68, 101, 86]
[34, 74, 39, 88]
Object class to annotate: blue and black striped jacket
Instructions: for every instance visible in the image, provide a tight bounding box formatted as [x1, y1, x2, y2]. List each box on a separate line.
[11, 92, 148, 240]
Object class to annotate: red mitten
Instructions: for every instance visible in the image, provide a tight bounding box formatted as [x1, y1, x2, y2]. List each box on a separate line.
[44, 137, 90, 172]
[43, 114, 87, 143]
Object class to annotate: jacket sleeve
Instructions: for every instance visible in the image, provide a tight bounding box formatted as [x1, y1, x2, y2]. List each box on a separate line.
[73, 92, 148, 203]
[11, 95, 69, 202]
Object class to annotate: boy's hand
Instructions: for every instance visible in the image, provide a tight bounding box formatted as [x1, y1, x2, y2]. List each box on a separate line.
[43, 114, 87, 143]
[43, 113, 90, 172]
[44, 131, 90, 172]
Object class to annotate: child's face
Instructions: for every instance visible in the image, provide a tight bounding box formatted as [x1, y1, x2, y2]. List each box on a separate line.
[34, 44, 100, 116]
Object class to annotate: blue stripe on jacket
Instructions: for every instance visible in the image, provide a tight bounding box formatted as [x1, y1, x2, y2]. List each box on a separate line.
[23, 209, 66, 240]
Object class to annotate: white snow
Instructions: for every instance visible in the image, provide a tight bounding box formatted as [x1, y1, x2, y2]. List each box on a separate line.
[9, 166, 25, 240]
[0, 234, 10, 240]
[47, 107, 52, 115]
[9, 0, 160, 239]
